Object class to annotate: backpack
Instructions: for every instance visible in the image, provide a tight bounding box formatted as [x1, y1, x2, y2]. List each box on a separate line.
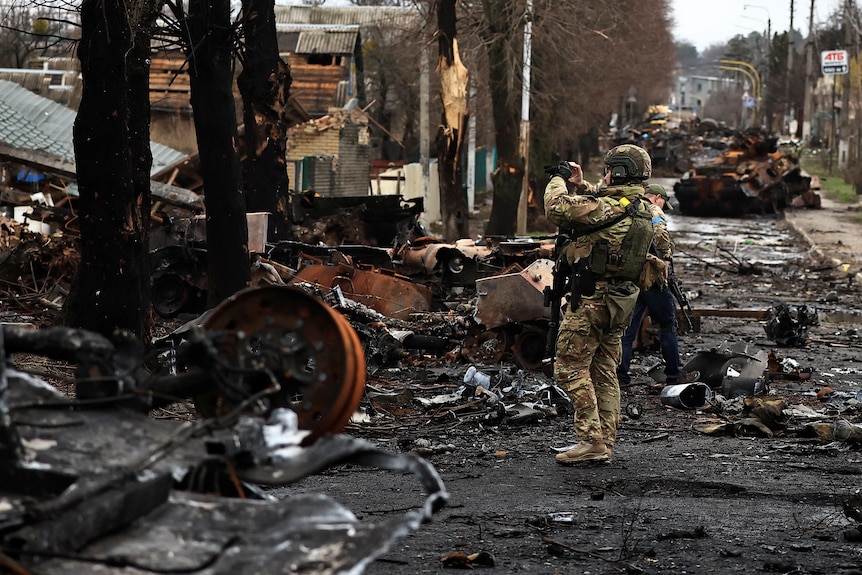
[588, 197, 654, 282]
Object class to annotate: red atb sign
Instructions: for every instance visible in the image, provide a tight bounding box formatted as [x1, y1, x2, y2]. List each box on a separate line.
[821, 50, 849, 75]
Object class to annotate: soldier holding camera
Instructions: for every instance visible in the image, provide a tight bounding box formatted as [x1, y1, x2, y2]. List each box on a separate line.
[544, 145, 655, 465]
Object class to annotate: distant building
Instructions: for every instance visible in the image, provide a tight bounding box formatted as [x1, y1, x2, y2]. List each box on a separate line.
[276, 23, 362, 118]
[0, 57, 80, 108]
[671, 74, 736, 120]
[3, 4, 422, 195]
[273, 5, 419, 119]
[273, 5, 421, 196]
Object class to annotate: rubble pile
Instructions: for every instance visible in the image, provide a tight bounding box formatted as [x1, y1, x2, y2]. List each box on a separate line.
[0, 216, 78, 319]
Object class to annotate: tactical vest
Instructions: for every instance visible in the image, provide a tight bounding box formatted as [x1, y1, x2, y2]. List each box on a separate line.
[586, 197, 654, 282]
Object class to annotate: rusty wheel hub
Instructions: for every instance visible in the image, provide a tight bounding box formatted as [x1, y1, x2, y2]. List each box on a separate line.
[197, 286, 366, 444]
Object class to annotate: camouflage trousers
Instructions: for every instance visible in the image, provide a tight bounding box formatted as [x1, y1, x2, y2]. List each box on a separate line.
[554, 296, 623, 447]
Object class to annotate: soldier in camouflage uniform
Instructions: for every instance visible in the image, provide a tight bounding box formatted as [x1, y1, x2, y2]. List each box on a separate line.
[618, 184, 698, 387]
[544, 145, 655, 465]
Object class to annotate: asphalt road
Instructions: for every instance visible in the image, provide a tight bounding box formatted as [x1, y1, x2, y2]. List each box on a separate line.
[281, 194, 862, 575]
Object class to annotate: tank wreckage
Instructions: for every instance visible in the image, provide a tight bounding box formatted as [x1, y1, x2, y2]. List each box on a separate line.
[673, 132, 821, 217]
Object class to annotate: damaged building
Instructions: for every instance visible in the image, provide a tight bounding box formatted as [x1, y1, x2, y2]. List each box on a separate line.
[0, 78, 192, 235]
[286, 104, 373, 199]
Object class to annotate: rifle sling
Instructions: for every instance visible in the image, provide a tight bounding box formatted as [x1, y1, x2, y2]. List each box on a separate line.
[561, 210, 629, 240]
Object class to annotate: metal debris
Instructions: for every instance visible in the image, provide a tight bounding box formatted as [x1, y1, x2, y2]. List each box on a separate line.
[673, 131, 821, 217]
[0, 286, 448, 574]
[766, 350, 814, 381]
[659, 382, 713, 409]
[290, 263, 434, 321]
[764, 301, 820, 347]
[681, 342, 768, 390]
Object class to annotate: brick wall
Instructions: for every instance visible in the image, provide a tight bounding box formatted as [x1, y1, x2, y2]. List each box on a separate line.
[285, 109, 371, 197]
[286, 126, 340, 161]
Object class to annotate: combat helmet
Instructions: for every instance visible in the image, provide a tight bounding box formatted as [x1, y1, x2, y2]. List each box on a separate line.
[604, 144, 652, 184]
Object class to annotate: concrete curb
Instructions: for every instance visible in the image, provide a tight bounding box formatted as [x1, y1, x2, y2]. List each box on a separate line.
[784, 214, 862, 287]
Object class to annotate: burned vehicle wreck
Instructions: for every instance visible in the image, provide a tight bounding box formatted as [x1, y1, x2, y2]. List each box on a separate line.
[673, 132, 821, 217]
[273, 237, 559, 372]
[146, 188, 561, 374]
[0, 286, 447, 574]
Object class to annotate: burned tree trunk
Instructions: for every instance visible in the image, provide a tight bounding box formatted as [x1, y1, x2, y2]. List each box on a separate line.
[482, 0, 522, 237]
[436, 0, 469, 242]
[238, 0, 293, 242]
[66, 0, 158, 340]
[185, 0, 251, 306]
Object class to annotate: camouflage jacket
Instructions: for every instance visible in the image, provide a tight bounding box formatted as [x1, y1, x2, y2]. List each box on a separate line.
[645, 200, 673, 260]
[544, 176, 651, 268]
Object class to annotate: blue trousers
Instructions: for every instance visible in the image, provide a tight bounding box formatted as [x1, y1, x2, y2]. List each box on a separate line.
[617, 285, 680, 384]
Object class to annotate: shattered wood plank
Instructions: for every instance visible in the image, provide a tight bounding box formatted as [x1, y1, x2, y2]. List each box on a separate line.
[150, 181, 205, 211]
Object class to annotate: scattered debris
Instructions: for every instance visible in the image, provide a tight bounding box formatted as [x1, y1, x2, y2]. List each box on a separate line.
[290, 262, 434, 321]
[681, 342, 768, 390]
[440, 549, 496, 569]
[658, 526, 708, 540]
[843, 493, 862, 542]
[764, 301, 819, 346]
[0, 286, 448, 574]
[767, 350, 814, 381]
[659, 382, 713, 409]
[695, 396, 786, 437]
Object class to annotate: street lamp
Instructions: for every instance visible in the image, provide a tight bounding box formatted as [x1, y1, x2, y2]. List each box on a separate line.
[720, 60, 761, 102]
[743, 3, 772, 43]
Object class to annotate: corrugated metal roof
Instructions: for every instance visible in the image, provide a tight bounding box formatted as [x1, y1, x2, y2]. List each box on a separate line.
[274, 5, 420, 29]
[0, 78, 186, 175]
[277, 24, 359, 32]
[291, 27, 359, 55]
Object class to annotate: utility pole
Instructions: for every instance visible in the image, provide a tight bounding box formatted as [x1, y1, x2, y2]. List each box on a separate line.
[854, 0, 861, 170]
[467, 79, 476, 214]
[801, 0, 815, 143]
[765, 16, 771, 130]
[744, 5, 771, 128]
[785, 0, 794, 134]
[420, 45, 430, 222]
[839, 0, 852, 169]
[516, 0, 532, 236]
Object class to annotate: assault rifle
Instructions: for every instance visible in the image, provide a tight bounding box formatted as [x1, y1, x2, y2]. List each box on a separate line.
[667, 260, 694, 331]
[543, 235, 571, 364]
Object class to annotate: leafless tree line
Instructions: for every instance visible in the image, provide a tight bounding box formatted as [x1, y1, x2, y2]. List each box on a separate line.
[0, 0, 678, 338]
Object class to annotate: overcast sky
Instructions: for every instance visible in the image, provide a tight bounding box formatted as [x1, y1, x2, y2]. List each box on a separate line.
[670, 0, 844, 52]
[280, 0, 845, 54]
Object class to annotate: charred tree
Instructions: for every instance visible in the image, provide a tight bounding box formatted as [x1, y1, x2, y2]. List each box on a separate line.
[66, 0, 159, 340]
[436, 0, 469, 242]
[482, 0, 521, 237]
[237, 0, 293, 242]
[185, 0, 251, 305]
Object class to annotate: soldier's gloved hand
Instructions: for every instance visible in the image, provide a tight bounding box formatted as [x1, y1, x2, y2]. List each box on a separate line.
[543, 161, 573, 180]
